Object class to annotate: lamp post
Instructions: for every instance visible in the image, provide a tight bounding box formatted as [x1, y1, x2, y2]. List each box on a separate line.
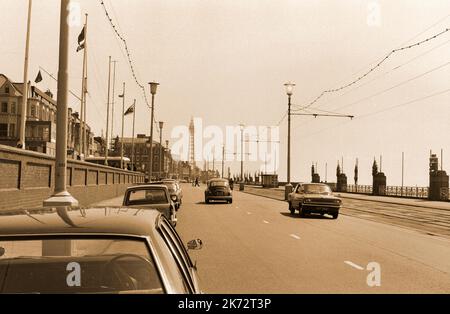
[284, 81, 295, 200]
[43, 0, 78, 207]
[148, 82, 159, 181]
[159, 121, 164, 179]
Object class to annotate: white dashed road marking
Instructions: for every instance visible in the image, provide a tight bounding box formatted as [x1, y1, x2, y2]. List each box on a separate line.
[263, 220, 270, 224]
[247, 212, 252, 215]
[290, 234, 301, 240]
[344, 261, 364, 270]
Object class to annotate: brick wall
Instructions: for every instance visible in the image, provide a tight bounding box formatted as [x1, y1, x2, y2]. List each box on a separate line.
[0, 144, 145, 210]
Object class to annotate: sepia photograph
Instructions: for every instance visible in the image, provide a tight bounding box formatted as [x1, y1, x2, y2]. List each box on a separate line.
[0, 0, 449, 301]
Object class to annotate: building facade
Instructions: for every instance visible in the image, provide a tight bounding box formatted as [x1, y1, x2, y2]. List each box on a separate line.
[0, 74, 93, 158]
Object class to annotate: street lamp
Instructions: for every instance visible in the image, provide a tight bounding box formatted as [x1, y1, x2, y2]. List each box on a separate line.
[145, 140, 152, 182]
[159, 121, 164, 179]
[148, 82, 159, 181]
[284, 81, 295, 200]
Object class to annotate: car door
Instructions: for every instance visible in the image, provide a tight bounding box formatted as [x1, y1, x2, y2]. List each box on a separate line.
[292, 184, 304, 208]
[158, 218, 201, 293]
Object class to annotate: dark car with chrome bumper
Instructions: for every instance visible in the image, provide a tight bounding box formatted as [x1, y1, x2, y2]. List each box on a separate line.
[205, 178, 233, 204]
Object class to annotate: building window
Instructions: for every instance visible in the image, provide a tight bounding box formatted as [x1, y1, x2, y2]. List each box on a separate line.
[1, 102, 7, 113]
[5, 86, 9, 94]
[0, 124, 7, 137]
[9, 124, 15, 137]
[11, 102, 16, 114]
[30, 105, 36, 117]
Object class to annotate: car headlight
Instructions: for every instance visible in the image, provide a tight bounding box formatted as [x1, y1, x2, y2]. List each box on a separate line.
[303, 198, 312, 203]
[171, 195, 177, 201]
[334, 199, 342, 204]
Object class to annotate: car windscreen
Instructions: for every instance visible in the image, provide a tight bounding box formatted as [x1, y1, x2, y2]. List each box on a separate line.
[209, 181, 229, 187]
[0, 237, 163, 294]
[303, 185, 332, 195]
[126, 189, 168, 205]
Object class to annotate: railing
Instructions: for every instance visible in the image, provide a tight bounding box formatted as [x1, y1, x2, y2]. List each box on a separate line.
[347, 184, 428, 199]
[347, 185, 372, 195]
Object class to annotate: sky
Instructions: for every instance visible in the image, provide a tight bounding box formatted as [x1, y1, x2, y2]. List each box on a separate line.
[1, 0, 450, 186]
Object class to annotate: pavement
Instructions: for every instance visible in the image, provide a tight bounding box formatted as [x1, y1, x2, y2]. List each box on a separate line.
[96, 184, 450, 293]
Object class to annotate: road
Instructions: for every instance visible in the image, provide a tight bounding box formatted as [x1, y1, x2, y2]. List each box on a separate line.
[97, 184, 450, 293]
[242, 186, 450, 238]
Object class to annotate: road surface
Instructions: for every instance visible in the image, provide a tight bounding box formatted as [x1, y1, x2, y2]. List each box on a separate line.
[97, 184, 450, 293]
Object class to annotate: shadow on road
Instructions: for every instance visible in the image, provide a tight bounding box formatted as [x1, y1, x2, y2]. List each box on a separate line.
[279, 212, 334, 220]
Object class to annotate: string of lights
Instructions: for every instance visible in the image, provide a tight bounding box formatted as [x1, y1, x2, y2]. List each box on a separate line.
[297, 27, 450, 111]
[99, 1, 150, 107]
[297, 87, 450, 140]
[99, 0, 161, 134]
[304, 37, 450, 114]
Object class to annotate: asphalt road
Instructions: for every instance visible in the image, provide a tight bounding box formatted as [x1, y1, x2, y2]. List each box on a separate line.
[96, 184, 450, 293]
[175, 184, 450, 293]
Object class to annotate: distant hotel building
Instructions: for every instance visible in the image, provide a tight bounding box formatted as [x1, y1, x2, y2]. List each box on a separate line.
[0, 73, 94, 157]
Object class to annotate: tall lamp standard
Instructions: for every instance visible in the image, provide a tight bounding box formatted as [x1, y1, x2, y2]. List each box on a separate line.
[148, 82, 159, 181]
[159, 121, 164, 179]
[44, 0, 78, 207]
[284, 81, 295, 200]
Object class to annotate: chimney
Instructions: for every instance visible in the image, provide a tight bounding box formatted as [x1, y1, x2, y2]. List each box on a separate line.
[45, 89, 54, 99]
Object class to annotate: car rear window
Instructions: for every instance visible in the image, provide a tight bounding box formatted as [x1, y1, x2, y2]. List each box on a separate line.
[209, 181, 228, 187]
[0, 237, 163, 294]
[127, 189, 168, 205]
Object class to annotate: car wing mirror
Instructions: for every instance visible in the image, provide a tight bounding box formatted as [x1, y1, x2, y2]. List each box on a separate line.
[187, 239, 203, 251]
[0, 247, 5, 257]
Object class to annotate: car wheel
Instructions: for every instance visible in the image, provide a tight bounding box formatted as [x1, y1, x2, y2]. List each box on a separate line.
[288, 202, 295, 215]
[229, 199, 233, 204]
[205, 198, 209, 204]
[299, 206, 306, 217]
[332, 212, 339, 219]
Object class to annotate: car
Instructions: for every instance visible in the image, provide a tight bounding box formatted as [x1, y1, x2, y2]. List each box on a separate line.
[204, 178, 233, 204]
[150, 180, 183, 210]
[287, 183, 342, 219]
[0, 207, 203, 294]
[123, 185, 177, 226]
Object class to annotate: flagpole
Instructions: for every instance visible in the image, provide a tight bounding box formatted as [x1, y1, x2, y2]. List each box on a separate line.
[79, 14, 87, 158]
[120, 82, 125, 169]
[105, 56, 111, 166]
[82, 13, 88, 157]
[111, 60, 117, 139]
[19, 0, 32, 149]
[131, 99, 136, 171]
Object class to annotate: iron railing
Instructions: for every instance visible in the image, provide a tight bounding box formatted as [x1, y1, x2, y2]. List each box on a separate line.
[347, 184, 428, 199]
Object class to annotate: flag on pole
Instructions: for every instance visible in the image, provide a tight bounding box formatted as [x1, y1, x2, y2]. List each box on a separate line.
[124, 103, 135, 116]
[76, 26, 85, 52]
[34, 70, 43, 83]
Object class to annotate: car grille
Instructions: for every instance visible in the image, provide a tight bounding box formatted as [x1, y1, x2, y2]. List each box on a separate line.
[310, 198, 337, 204]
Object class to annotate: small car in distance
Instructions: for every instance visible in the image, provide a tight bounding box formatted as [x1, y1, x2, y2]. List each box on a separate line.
[287, 183, 342, 219]
[0, 207, 203, 294]
[123, 185, 177, 226]
[205, 178, 233, 204]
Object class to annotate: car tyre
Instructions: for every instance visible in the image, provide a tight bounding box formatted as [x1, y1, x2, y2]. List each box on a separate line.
[205, 198, 209, 204]
[288, 202, 295, 215]
[299, 206, 306, 218]
[229, 199, 233, 204]
[332, 212, 339, 219]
